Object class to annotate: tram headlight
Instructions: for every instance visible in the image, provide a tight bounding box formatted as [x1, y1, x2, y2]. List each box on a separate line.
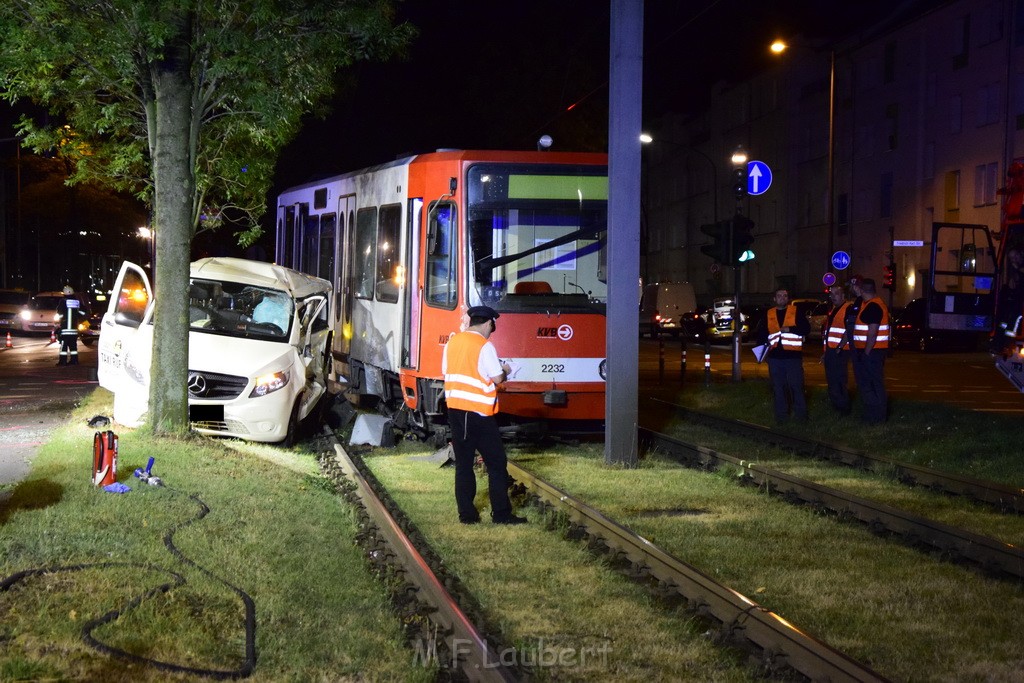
[599, 359, 607, 380]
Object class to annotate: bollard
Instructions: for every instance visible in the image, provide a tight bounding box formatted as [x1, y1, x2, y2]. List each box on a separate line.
[704, 340, 712, 386]
[680, 340, 687, 383]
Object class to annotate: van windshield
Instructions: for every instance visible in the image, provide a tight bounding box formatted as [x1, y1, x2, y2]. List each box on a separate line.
[188, 278, 292, 341]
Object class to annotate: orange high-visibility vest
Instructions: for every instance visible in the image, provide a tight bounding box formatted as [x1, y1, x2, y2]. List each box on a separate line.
[825, 302, 852, 349]
[853, 297, 890, 349]
[443, 331, 499, 415]
[767, 305, 803, 350]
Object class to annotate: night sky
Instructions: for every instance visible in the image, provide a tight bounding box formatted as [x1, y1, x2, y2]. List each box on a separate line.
[271, 0, 903, 194]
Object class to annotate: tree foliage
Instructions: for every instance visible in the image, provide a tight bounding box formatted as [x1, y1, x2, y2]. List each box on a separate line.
[0, 0, 413, 434]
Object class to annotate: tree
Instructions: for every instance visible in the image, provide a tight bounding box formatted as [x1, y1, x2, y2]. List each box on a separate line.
[0, 1, 413, 435]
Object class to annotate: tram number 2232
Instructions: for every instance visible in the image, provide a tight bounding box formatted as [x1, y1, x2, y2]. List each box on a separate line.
[541, 363, 566, 374]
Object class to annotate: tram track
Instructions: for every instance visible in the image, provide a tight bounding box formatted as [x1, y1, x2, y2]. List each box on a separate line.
[636, 426, 1024, 580]
[506, 460, 888, 683]
[649, 398, 1024, 514]
[318, 431, 518, 683]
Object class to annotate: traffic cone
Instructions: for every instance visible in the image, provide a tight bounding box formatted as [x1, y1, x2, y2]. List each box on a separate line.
[49, 329, 56, 344]
[4, 332, 11, 348]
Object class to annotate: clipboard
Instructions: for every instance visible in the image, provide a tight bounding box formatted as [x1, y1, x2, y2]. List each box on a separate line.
[751, 344, 770, 363]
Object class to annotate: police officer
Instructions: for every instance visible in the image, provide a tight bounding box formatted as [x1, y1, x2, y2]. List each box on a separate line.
[57, 285, 80, 366]
[442, 305, 527, 525]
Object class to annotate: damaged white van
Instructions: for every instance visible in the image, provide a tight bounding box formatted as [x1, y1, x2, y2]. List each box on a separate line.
[98, 257, 332, 445]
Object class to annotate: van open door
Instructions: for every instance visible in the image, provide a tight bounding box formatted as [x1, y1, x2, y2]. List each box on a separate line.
[97, 261, 154, 427]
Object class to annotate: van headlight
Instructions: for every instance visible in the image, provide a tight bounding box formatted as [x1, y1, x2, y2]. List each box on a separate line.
[250, 371, 289, 397]
[599, 359, 607, 380]
[19, 310, 30, 321]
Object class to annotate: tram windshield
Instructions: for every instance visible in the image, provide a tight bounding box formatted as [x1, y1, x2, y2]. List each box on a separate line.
[466, 163, 607, 312]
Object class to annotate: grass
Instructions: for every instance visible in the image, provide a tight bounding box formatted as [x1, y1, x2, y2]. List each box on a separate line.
[362, 448, 758, 682]
[0, 388, 431, 682]
[518, 446, 1024, 682]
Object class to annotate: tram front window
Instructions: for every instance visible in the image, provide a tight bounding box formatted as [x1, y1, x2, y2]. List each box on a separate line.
[467, 164, 607, 312]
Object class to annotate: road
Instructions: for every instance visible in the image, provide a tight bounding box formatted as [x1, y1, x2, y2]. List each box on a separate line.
[0, 334, 99, 487]
[638, 337, 1024, 415]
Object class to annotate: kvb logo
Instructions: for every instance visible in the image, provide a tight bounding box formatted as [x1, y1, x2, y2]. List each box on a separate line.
[538, 325, 574, 340]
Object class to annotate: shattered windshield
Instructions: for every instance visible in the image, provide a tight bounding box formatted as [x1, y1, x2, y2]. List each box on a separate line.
[188, 278, 292, 341]
[467, 163, 607, 312]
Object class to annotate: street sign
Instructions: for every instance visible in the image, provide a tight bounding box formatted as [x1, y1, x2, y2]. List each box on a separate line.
[831, 251, 851, 270]
[822, 272, 836, 287]
[747, 160, 772, 196]
[893, 240, 924, 247]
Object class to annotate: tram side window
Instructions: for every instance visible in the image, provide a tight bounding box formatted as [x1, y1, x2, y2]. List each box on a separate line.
[318, 213, 336, 282]
[376, 204, 401, 303]
[302, 213, 319, 276]
[427, 202, 456, 308]
[354, 207, 377, 299]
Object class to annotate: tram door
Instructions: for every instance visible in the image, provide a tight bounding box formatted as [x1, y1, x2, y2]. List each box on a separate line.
[334, 195, 356, 359]
[928, 221, 996, 332]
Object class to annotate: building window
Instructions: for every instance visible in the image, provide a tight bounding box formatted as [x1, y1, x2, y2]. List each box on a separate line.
[885, 103, 898, 150]
[953, 14, 970, 69]
[979, 3, 1003, 46]
[977, 83, 1000, 126]
[950, 94, 963, 134]
[974, 162, 998, 206]
[883, 42, 896, 84]
[945, 170, 961, 217]
[880, 172, 893, 219]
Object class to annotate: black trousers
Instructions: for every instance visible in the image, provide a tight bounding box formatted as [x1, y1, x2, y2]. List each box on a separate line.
[822, 349, 851, 413]
[852, 350, 887, 423]
[449, 409, 513, 522]
[58, 329, 78, 365]
[767, 356, 807, 422]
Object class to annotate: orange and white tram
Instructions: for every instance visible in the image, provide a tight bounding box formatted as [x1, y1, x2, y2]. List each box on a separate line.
[275, 149, 609, 439]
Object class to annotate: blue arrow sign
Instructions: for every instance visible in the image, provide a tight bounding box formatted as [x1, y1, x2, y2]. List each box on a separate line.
[831, 251, 851, 270]
[747, 160, 772, 196]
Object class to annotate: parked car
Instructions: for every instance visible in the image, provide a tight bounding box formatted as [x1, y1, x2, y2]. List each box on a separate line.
[0, 289, 31, 332]
[639, 282, 703, 340]
[790, 298, 828, 339]
[98, 257, 333, 445]
[891, 297, 985, 352]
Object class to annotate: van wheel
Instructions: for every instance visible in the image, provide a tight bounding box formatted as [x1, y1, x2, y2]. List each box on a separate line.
[281, 399, 302, 447]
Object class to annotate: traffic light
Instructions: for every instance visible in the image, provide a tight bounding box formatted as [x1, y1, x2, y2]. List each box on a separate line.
[700, 221, 730, 264]
[733, 166, 747, 199]
[731, 215, 755, 263]
[883, 263, 895, 290]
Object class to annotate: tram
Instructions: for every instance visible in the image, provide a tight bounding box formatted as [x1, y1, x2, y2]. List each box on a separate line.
[992, 158, 1024, 389]
[275, 149, 609, 440]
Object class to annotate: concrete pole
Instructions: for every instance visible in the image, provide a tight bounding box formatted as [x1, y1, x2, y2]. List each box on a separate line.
[605, 0, 642, 467]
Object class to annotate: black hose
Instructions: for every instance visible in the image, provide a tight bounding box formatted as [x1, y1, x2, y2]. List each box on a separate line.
[0, 486, 257, 679]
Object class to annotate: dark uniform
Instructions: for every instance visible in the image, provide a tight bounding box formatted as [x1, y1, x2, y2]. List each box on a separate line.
[57, 287, 80, 366]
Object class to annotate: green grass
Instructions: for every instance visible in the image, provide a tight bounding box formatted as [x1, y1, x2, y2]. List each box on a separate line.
[521, 446, 1024, 682]
[0, 389, 431, 682]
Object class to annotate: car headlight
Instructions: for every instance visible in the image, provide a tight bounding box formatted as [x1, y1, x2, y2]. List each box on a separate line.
[598, 359, 607, 380]
[19, 310, 30, 321]
[249, 371, 289, 398]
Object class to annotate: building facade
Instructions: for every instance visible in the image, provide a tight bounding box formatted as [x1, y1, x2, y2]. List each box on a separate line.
[644, 0, 1023, 308]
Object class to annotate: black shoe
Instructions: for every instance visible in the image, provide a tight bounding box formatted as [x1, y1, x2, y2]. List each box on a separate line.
[459, 516, 481, 525]
[493, 514, 528, 525]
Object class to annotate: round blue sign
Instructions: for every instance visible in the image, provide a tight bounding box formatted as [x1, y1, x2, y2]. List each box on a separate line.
[822, 272, 836, 286]
[831, 251, 851, 270]
[747, 160, 772, 196]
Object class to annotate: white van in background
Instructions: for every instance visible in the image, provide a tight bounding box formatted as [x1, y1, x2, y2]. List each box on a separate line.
[98, 257, 332, 445]
[639, 282, 702, 340]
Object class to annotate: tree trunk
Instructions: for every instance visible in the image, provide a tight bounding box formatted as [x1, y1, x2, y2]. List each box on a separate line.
[148, 61, 194, 436]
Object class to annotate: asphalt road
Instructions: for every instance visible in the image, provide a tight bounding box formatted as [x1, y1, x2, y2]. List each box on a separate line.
[637, 337, 1024, 415]
[0, 334, 99, 488]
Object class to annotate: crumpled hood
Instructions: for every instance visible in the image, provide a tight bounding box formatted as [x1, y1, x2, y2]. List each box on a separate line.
[188, 331, 295, 377]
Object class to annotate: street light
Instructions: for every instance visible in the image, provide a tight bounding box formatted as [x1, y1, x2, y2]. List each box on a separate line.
[729, 144, 749, 382]
[770, 39, 836, 269]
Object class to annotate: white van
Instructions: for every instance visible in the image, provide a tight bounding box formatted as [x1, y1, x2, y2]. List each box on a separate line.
[98, 257, 332, 445]
[639, 282, 701, 339]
